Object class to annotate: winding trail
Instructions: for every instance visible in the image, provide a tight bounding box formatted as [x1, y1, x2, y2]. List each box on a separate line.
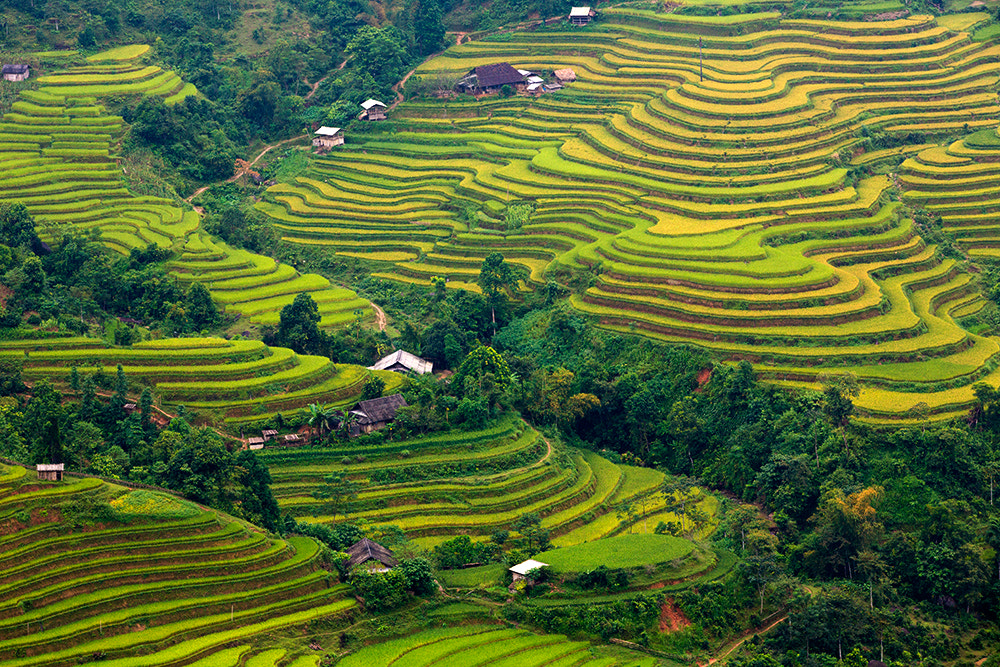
[699, 615, 788, 666]
[303, 59, 348, 101]
[185, 134, 307, 203]
[370, 303, 387, 331]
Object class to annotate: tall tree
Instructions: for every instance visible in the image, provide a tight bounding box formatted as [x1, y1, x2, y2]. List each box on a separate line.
[477, 252, 517, 337]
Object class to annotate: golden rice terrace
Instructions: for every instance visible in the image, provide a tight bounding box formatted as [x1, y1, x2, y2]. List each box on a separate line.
[257, 10, 1000, 422]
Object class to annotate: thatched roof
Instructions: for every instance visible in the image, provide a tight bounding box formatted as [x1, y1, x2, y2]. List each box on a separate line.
[554, 68, 576, 82]
[473, 63, 524, 88]
[352, 394, 408, 424]
[347, 538, 398, 568]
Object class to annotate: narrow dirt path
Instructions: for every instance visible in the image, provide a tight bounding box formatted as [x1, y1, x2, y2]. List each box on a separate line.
[303, 59, 347, 101]
[454, 31, 467, 45]
[700, 615, 788, 666]
[185, 134, 307, 203]
[370, 303, 387, 331]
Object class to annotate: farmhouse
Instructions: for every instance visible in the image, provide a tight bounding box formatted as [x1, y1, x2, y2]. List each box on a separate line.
[349, 394, 408, 434]
[261, 429, 278, 441]
[347, 538, 398, 572]
[36, 463, 64, 481]
[457, 62, 525, 95]
[569, 6, 597, 25]
[509, 558, 548, 582]
[368, 349, 433, 375]
[2, 64, 30, 82]
[312, 126, 344, 152]
[360, 99, 387, 120]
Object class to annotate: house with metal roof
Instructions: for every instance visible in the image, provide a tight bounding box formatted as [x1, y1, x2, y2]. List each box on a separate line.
[312, 126, 344, 151]
[360, 99, 387, 120]
[509, 559, 548, 581]
[569, 6, 597, 25]
[368, 350, 433, 375]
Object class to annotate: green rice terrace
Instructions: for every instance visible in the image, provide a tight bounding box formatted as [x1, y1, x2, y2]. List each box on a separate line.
[336, 624, 660, 666]
[0, 336, 402, 425]
[0, 462, 355, 666]
[263, 415, 721, 550]
[0, 45, 371, 329]
[254, 10, 1000, 421]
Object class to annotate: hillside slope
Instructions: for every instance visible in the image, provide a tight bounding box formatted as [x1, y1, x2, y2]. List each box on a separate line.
[0, 45, 371, 329]
[254, 12, 1000, 420]
[0, 462, 353, 666]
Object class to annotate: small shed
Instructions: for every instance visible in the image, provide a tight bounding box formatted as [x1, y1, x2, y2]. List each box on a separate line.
[509, 558, 548, 582]
[347, 537, 398, 572]
[368, 350, 433, 375]
[349, 394, 408, 435]
[123, 403, 138, 414]
[312, 126, 344, 152]
[283, 433, 303, 445]
[261, 429, 278, 441]
[360, 99, 387, 121]
[569, 6, 597, 25]
[247, 436, 265, 450]
[554, 68, 577, 83]
[2, 65, 30, 82]
[37, 463, 64, 482]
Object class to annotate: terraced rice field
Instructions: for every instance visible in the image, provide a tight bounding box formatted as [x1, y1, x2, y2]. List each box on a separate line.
[337, 624, 658, 666]
[0, 45, 370, 328]
[264, 416, 717, 548]
[0, 463, 354, 666]
[257, 12, 1000, 420]
[0, 336, 401, 424]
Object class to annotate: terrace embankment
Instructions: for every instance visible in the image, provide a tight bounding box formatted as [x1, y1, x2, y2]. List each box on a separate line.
[254, 11, 1000, 421]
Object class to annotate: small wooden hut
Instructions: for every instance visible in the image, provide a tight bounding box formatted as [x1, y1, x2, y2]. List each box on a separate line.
[2, 65, 30, 82]
[349, 394, 408, 435]
[312, 126, 344, 152]
[360, 99, 387, 121]
[509, 559, 548, 582]
[569, 6, 597, 25]
[36, 463, 64, 481]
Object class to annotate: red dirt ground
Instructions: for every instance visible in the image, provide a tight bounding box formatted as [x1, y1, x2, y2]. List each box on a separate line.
[659, 597, 691, 633]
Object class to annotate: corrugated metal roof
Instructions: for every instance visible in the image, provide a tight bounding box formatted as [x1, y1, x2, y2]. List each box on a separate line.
[361, 99, 386, 109]
[509, 559, 548, 575]
[315, 126, 341, 136]
[570, 6, 592, 16]
[368, 350, 433, 374]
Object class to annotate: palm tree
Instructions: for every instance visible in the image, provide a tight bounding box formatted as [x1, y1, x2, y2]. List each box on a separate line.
[307, 403, 338, 439]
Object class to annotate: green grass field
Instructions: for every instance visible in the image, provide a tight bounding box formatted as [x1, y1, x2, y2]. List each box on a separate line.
[535, 533, 696, 572]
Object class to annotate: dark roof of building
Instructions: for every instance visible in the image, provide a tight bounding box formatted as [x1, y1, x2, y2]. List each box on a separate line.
[352, 394, 407, 424]
[347, 538, 398, 568]
[2, 64, 29, 74]
[473, 63, 524, 88]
